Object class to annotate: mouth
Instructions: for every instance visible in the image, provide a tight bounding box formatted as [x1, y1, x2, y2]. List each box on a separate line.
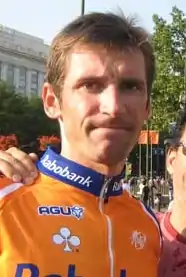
[87, 118, 135, 134]
[91, 126, 133, 135]
[96, 124, 134, 132]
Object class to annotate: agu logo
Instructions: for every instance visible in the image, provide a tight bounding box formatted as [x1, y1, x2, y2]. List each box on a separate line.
[15, 264, 81, 277]
[38, 206, 84, 220]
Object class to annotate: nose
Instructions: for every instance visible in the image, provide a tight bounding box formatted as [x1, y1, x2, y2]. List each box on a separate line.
[99, 85, 123, 116]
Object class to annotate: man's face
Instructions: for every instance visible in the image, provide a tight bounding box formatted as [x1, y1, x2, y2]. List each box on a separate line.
[46, 46, 149, 166]
[167, 128, 186, 202]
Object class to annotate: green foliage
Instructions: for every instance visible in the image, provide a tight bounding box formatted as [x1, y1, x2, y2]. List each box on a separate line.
[150, 6, 186, 132]
[0, 81, 59, 145]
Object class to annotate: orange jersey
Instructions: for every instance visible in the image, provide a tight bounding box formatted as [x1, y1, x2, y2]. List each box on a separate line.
[0, 148, 162, 277]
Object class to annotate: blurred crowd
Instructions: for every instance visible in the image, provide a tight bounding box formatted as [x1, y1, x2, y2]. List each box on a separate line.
[122, 176, 173, 211]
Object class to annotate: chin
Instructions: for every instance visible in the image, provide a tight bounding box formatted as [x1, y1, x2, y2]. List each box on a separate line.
[92, 145, 127, 166]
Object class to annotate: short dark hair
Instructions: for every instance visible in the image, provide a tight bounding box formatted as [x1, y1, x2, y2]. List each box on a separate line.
[46, 12, 155, 99]
[167, 107, 186, 148]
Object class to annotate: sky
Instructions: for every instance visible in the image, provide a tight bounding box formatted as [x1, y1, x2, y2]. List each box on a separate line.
[0, 0, 186, 44]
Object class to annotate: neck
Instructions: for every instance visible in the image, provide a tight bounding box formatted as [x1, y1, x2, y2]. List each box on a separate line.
[60, 149, 125, 176]
[170, 201, 186, 238]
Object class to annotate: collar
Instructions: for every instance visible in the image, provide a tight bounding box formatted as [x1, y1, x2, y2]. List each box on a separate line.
[161, 212, 186, 244]
[37, 147, 123, 197]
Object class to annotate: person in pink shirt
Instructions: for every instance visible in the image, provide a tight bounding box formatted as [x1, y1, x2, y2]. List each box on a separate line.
[157, 108, 186, 277]
[1, 109, 186, 276]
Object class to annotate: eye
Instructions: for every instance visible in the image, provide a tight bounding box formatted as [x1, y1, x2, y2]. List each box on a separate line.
[119, 80, 144, 93]
[120, 83, 138, 91]
[83, 81, 97, 90]
[82, 81, 103, 93]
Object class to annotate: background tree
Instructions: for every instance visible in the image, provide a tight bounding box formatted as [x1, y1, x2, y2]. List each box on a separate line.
[0, 81, 59, 148]
[0, 81, 28, 136]
[22, 96, 59, 145]
[150, 6, 186, 132]
[129, 6, 186, 175]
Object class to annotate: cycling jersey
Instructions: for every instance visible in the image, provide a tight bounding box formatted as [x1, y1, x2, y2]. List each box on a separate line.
[0, 147, 162, 277]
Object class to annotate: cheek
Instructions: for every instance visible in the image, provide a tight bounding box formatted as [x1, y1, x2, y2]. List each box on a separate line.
[75, 100, 89, 115]
[128, 104, 148, 124]
[124, 94, 148, 113]
[173, 157, 186, 182]
[63, 96, 93, 132]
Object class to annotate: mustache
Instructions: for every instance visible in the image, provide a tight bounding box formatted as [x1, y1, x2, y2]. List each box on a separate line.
[87, 116, 135, 131]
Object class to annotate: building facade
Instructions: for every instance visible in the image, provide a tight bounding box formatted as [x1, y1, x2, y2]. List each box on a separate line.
[0, 25, 49, 96]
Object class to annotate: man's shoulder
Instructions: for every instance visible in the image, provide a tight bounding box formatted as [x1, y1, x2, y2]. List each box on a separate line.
[0, 174, 46, 209]
[0, 176, 23, 191]
[0, 176, 25, 207]
[127, 197, 163, 254]
[130, 195, 162, 232]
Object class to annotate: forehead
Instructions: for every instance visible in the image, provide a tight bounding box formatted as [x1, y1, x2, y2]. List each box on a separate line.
[169, 127, 186, 154]
[65, 46, 146, 81]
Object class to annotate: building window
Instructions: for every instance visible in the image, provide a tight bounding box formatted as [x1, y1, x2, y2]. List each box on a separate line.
[39, 72, 45, 87]
[18, 67, 27, 93]
[0, 61, 2, 80]
[6, 64, 14, 86]
[30, 70, 38, 94]
[37, 72, 45, 96]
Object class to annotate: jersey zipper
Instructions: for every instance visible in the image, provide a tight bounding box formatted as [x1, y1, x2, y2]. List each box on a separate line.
[99, 177, 114, 277]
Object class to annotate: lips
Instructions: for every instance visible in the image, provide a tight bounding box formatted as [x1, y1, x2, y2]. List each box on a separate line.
[96, 124, 134, 132]
[91, 125, 133, 136]
[87, 116, 135, 133]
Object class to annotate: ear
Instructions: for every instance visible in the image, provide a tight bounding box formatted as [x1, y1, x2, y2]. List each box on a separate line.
[166, 148, 177, 175]
[42, 83, 61, 119]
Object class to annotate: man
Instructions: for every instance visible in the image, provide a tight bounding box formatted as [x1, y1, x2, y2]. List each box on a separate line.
[141, 180, 150, 206]
[0, 12, 161, 277]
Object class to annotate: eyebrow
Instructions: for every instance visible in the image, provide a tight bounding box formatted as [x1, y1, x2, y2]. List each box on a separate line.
[73, 75, 108, 87]
[74, 75, 145, 86]
[118, 77, 145, 86]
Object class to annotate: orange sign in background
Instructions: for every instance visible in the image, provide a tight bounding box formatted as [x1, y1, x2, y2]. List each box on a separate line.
[148, 131, 159, 144]
[138, 130, 148, 144]
[138, 130, 159, 145]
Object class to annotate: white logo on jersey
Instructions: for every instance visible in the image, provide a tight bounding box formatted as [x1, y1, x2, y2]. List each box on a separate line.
[53, 227, 80, 252]
[41, 155, 93, 187]
[131, 230, 146, 250]
[112, 181, 122, 191]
